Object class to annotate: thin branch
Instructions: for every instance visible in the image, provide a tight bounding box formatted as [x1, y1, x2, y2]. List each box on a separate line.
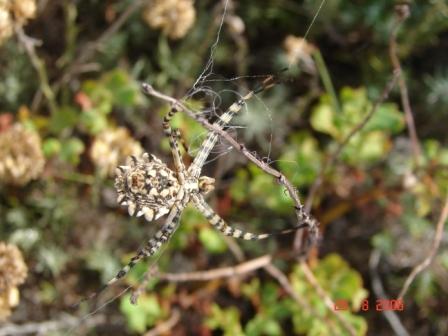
[0, 314, 105, 336]
[157, 255, 272, 282]
[263, 263, 311, 312]
[389, 3, 422, 165]
[14, 24, 57, 114]
[141, 83, 319, 253]
[144, 309, 181, 336]
[370, 250, 410, 336]
[300, 261, 357, 336]
[398, 194, 448, 299]
[263, 263, 340, 331]
[304, 71, 400, 214]
[295, 71, 399, 251]
[130, 255, 271, 304]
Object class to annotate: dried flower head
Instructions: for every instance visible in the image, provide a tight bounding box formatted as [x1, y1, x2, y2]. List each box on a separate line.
[143, 0, 196, 40]
[0, 123, 45, 186]
[0, 0, 36, 46]
[0, 286, 20, 320]
[90, 127, 143, 177]
[0, 242, 27, 292]
[0, 6, 13, 45]
[283, 35, 317, 73]
[11, 0, 37, 24]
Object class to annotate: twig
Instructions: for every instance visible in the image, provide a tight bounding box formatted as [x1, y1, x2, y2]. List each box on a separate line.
[14, 24, 57, 114]
[263, 263, 340, 331]
[398, 194, 448, 299]
[141, 83, 319, 253]
[304, 71, 400, 213]
[370, 250, 410, 336]
[300, 261, 357, 336]
[389, 4, 422, 165]
[0, 314, 105, 336]
[130, 255, 270, 304]
[263, 263, 311, 312]
[295, 71, 400, 251]
[144, 309, 181, 336]
[157, 255, 272, 282]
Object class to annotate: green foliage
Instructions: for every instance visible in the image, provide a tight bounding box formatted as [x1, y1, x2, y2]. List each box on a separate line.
[80, 69, 143, 134]
[289, 254, 368, 336]
[199, 227, 227, 254]
[120, 293, 164, 333]
[0, 1, 447, 334]
[278, 131, 323, 187]
[311, 87, 404, 165]
[37, 245, 69, 276]
[49, 106, 79, 133]
[58, 137, 85, 165]
[85, 248, 121, 283]
[230, 164, 294, 214]
[206, 304, 245, 336]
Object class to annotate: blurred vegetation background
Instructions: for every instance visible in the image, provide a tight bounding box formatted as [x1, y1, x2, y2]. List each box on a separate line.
[0, 0, 448, 335]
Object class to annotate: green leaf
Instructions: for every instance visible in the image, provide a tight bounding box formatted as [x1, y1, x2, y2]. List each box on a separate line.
[205, 304, 245, 336]
[49, 106, 79, 133]
[42, 138, 61, 157]
[199, 227, 227, 254]
[79, 109, 108, 134]
[289, 254, 368, 335]
[245, 315, 282, 336]
[120, 293, 163, 333]
[104, 69, 141, 107]
[278, 131, 322, 187]
[310, 102, 339, 138]
[59, 137, 85, 165]
[37, 245, 68, 276]
[86, 248, 121, 283]
[364, 103, 404, 133]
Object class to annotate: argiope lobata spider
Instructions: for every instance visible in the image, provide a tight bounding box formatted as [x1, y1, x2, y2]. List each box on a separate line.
[107, 76, 306, 288]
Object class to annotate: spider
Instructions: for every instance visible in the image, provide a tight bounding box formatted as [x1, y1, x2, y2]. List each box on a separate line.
[107, 76, 305, 287]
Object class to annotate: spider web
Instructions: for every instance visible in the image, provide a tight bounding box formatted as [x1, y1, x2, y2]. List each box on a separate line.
[68, 1, 327, 332]
[179, 0, 328, 169]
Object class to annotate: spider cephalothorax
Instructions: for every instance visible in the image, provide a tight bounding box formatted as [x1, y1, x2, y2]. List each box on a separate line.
[115, 153, 180, 221]
[198, 176, 215, 194]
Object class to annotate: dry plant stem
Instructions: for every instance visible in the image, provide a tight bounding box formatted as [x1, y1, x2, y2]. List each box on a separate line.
[130, 255, 270, 303]
[295, 71, 400, 251]
[14, 24, 57, 114]
[300, 262, 357, 336]
[158, 255, 272, 282]
[263, 263, 340, 331]
[304, 71, 400, 214]
[0, 314, 105, 336]
[398, 194, 448, 300]
[144, 309, 181, 336]
[389, 4, 422, 164]
[370, 250, 410, 336]
[142, 83, 319, 249]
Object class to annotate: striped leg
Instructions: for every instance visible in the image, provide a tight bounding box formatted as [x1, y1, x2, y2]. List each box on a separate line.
[188, 76, 276, 178]
[192, 194, 304, 240]
[107, 207, 182, 286]
[163, 105, 186, 182]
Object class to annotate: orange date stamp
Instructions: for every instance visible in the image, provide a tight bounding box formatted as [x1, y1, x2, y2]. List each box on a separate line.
[333, 299, 404, 311]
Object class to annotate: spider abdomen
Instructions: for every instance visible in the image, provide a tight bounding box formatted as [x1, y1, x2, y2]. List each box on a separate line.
[115, 153, 180, 221]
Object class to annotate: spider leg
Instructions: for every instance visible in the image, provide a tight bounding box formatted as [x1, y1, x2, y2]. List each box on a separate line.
[106, 206, 182, 286]
[192, 194, 306, 240]
[163, 105, 186, 182]
[188, 75, 277, 178]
